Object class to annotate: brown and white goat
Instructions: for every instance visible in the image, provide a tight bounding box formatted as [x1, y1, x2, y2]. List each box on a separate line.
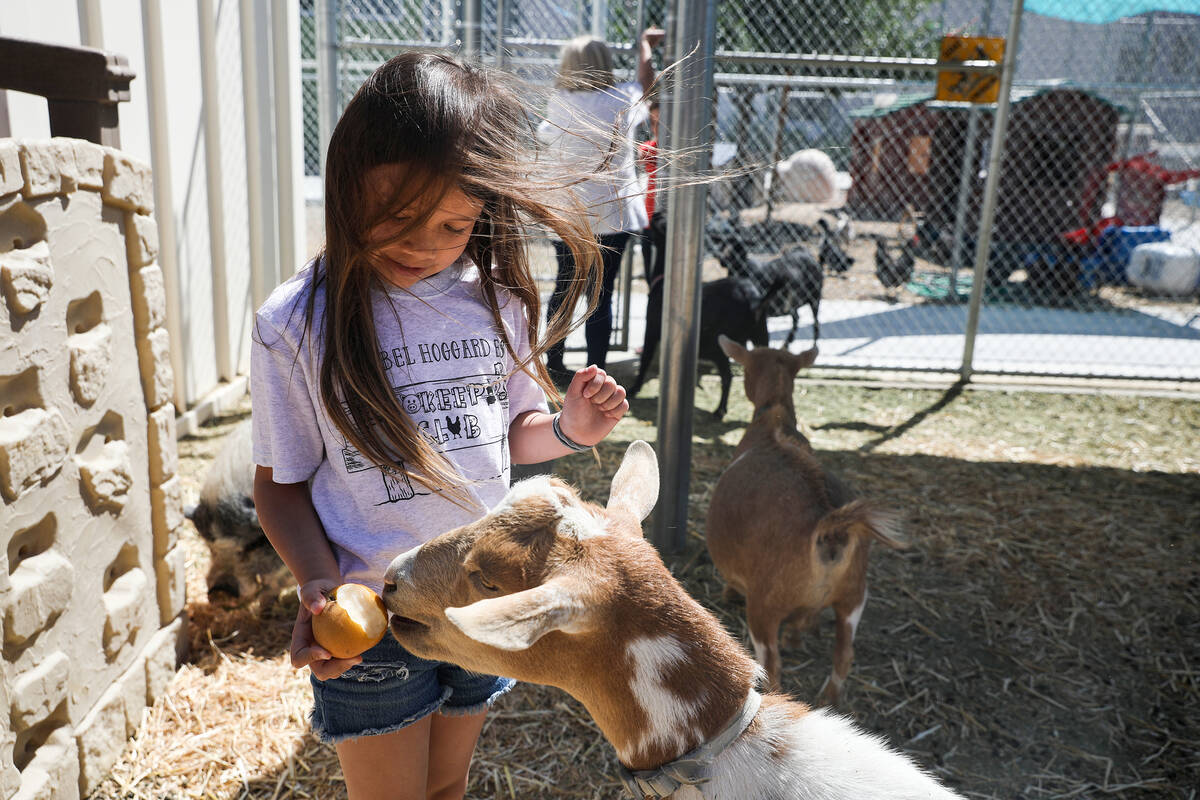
[383, 441, 960, 799]
[705, 337, 905, 705]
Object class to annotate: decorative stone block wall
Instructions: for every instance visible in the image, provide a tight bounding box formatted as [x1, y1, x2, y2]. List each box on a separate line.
[0, 138, 187, 800]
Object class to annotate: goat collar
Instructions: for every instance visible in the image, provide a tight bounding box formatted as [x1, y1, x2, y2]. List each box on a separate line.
[617, 690, 762, 799]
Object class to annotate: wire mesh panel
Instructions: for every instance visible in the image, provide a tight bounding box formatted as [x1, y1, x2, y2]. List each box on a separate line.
[963, 3, 1200, 379]
[300, 2, 320, 179]
[702, 1, 965, 373]
[301, 0, 1200, 381]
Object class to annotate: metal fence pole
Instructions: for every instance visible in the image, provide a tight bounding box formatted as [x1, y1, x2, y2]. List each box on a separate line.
[494, 0, 507, 67]
[591, 0, 609, 40]
[242, 0, 280, 308]
[960, 0, 1025, 382]
[651, 0, 717, 555]
[441, 0, 455, 47]
[463, 0, 482, 59]
[315, 0, 339, 180]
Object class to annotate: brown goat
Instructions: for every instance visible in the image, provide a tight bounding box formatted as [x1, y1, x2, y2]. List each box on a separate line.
[705, 337, 905, 704]
[382, 442, 961, 798]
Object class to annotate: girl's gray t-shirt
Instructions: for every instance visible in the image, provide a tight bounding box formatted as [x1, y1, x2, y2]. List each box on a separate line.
[251, 259, 549, 593]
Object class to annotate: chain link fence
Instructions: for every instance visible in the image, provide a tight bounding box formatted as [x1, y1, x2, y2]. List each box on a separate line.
[298, 0, 1200, 382]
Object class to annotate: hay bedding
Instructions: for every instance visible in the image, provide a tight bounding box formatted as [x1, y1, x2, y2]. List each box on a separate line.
[89, 384, 1199, 799]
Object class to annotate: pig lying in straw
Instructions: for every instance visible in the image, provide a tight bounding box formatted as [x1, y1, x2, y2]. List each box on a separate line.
[185, 419, 291, 605]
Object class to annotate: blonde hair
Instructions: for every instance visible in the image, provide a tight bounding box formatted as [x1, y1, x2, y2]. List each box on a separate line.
[555, 36, 616, 91]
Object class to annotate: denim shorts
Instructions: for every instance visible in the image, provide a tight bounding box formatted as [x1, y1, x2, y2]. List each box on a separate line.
[310, 635, 516, 743]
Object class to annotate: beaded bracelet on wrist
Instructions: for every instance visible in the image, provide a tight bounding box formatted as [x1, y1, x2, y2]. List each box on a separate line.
[552, 412, 592, 452]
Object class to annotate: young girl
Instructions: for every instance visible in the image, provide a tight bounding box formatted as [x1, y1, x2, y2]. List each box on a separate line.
[251, 52, 628, 800]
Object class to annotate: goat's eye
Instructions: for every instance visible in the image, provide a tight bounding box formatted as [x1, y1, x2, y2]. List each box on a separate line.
[470, 572, 499, 593]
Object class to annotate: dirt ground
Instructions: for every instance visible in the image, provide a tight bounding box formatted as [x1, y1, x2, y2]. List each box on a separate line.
[89, 373, 1199, 800]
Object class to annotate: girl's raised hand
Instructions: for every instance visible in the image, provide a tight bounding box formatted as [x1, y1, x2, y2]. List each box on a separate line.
[292, 578, 363, 680]
[559, 365, 629, 447]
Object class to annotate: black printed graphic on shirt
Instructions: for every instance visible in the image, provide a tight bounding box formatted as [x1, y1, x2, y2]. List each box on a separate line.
[334, 333, 512, 505]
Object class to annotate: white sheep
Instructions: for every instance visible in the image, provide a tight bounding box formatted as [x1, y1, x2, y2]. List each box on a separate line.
[774, 148, 838, 204]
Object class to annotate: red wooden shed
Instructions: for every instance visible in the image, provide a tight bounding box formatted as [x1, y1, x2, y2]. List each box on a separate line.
[846, 94, 942, 220]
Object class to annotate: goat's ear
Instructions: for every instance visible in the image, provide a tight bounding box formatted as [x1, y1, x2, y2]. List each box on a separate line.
[719, 335, 749, 364]
[791, 346, 818, 372]
[607, 440, 658, 524]
[445, 578, 597, 651]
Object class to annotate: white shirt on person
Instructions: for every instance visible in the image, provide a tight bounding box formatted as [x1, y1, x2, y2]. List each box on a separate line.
[538, 80, 650, 236]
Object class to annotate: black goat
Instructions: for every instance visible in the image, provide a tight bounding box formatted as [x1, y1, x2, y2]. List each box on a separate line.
[629, 272, 784, 420]
[630, 221, 823, 419]
[721, 237, 822, 347]
[817, 218, 855, 274]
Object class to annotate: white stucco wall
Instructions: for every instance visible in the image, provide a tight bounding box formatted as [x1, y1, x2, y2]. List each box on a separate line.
[0, 1, 292, 417]
[0, 136, 187, 800]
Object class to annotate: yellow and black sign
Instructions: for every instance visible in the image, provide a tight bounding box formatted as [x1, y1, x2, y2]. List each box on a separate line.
[935, 36, 1005, 104]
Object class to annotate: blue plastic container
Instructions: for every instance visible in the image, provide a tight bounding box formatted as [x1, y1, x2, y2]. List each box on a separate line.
[1079, 226, 1171, 288]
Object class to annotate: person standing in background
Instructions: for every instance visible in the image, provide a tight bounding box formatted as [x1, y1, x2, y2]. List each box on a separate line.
[637, 97, 665, 294]
[539, 27, 665, 385]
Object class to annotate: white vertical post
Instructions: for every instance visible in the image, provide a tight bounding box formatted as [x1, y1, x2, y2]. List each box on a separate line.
[140, 0, 188, 409]
[240, 0, 278, 309]
[77, 0, 104, 47]
[316, 0, 339, 185]
[198, 0, 232, 382]
[273, 0, 305, 275]
[495, 0, 509, 66]
[464, 0, 482, 58]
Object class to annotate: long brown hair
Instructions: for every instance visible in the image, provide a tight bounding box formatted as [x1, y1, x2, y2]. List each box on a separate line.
[299, 52, 601, 500]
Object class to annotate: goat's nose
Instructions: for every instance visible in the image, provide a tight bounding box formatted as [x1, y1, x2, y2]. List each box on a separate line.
[384, 545, 421, 587]
[381, 580, 396, 597]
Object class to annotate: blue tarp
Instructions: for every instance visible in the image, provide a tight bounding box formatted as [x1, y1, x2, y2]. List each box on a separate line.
[1026, 0, 1200, 24]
